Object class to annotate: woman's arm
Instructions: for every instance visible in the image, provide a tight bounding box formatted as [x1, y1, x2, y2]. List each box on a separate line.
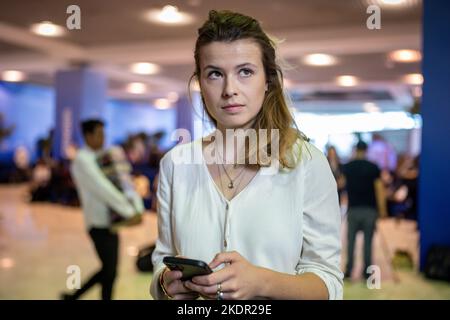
[150, 153, 176, 299]
[149, 152, 199, 300]
[258, 268, 329, 299]
[185, 251, 329, 300]
[296, 144, 344, 299]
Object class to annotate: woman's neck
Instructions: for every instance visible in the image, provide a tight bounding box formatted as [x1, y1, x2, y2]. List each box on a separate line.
[214, 127, 250, 165]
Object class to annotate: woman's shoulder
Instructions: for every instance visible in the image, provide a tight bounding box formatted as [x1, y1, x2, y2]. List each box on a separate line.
[159, 138, 203, 172]
[287, 138, 327, 169]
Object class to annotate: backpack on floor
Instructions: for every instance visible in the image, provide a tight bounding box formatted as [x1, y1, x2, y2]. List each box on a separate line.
[136, 244, 155, 272]
[424, 245, 450, 282]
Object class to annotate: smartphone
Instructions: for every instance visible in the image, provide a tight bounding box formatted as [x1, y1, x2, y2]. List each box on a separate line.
[163, 256, 213, 281]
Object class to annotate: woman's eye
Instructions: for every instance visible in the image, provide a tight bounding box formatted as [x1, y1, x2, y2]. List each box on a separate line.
[207, 71, 222, 79]
[239, 68, 254, 77]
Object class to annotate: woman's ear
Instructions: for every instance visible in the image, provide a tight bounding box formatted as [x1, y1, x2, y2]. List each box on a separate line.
[265, 82, 269, 92]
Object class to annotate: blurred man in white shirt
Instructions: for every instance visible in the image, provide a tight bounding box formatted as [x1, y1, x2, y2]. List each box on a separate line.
[62, 119, 143, 300]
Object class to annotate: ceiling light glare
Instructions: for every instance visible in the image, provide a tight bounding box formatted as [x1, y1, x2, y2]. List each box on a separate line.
[126, 82, 147, 94]
[1, 70, 26, 82]
[130, 62, 160, 75]
[146, 5, 194, 25]
[302, 53, 338, 67]
[30, 21, 65, 37]
[336, 75, 359, 87]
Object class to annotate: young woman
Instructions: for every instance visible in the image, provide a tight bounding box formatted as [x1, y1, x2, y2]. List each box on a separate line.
[150, 10, 343, 300]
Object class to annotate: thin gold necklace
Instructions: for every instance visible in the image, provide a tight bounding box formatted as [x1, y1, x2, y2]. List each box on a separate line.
[217, 161, 247, 199]
[215, 141, 246, 189]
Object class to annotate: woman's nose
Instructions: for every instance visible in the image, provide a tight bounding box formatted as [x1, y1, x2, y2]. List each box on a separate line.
[222, 77, 238, 98]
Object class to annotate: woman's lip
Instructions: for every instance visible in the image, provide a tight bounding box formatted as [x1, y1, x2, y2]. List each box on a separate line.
[222, 104, 244, 109]
[221, 105, 244, 113]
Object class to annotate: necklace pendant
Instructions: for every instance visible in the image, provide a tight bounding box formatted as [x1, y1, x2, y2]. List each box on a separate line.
[228, 182, 234, 189]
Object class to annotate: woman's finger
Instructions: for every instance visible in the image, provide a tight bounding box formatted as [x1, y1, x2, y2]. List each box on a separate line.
[209, 251, 239, 269]
[191, 265, 233, 286]
[169, 280, 196, 295]
[184, 280, 217, 295]
[184, 279, 236, 297]
[164, 269, 183, 284]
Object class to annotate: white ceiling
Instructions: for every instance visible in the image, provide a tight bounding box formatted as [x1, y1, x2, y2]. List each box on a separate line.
[0, 0, 422, 112]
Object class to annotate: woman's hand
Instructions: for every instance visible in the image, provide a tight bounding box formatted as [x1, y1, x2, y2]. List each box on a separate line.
[184, 251, 265, 300]
[160, 268, 199, 300]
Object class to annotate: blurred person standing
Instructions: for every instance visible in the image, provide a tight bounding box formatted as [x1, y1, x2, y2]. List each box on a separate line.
[343, 140, 383, 280]
[62, 119, 144, 300]
[367, 133, 397, 172]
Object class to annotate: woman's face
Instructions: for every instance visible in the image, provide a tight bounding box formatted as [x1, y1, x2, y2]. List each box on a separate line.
[199, 39, 268, 130]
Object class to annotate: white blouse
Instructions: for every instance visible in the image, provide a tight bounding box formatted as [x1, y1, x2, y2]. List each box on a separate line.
[150, 138, 343, 300]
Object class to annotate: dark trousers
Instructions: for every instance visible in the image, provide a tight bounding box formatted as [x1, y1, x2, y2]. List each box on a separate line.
[346, 207, 378, 277]
[72, 228, 119, 300]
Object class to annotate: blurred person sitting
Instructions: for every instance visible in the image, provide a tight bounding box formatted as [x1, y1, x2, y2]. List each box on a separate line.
[61, 119, 144, 300]
[49, 159, 79, 206]
[29, 158, 52, 202]
[11, 145, 31, 183]
[124, 134, 147, 165]
[147, 131, 166, 168]
[132, 173, 152, 209]
[385, 154, 419, 221]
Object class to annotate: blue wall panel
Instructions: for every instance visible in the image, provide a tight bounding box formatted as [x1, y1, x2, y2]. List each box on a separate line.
[419, 0, 450, 268]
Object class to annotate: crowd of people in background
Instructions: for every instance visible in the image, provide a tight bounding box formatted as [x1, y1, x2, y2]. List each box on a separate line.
[326, 137, 419, 280]
[1, 129, 420, 222]
[0, 128, 168, 212]
[0, 125, 421, 285]
[326, 138, 419, 222]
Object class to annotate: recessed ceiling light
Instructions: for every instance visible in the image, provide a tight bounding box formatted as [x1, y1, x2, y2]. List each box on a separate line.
[2, 70, 26, 82]
[403, 73, 423, 85]
[366, 0, 419, 8]
[130, 62, 160, 75]
[30, 21, 66, 37]
[336, 75, 359, 87]
[380, 0, 405, 5]
[146, 5, 194, 25]
[388, 49, 422, 63]
[126, 82, 147, 94]
[154, 98, 172, 109]
[302, 54, 337, 67]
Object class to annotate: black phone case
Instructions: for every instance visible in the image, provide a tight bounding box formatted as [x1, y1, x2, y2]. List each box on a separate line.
[163, 256, 212, 281]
